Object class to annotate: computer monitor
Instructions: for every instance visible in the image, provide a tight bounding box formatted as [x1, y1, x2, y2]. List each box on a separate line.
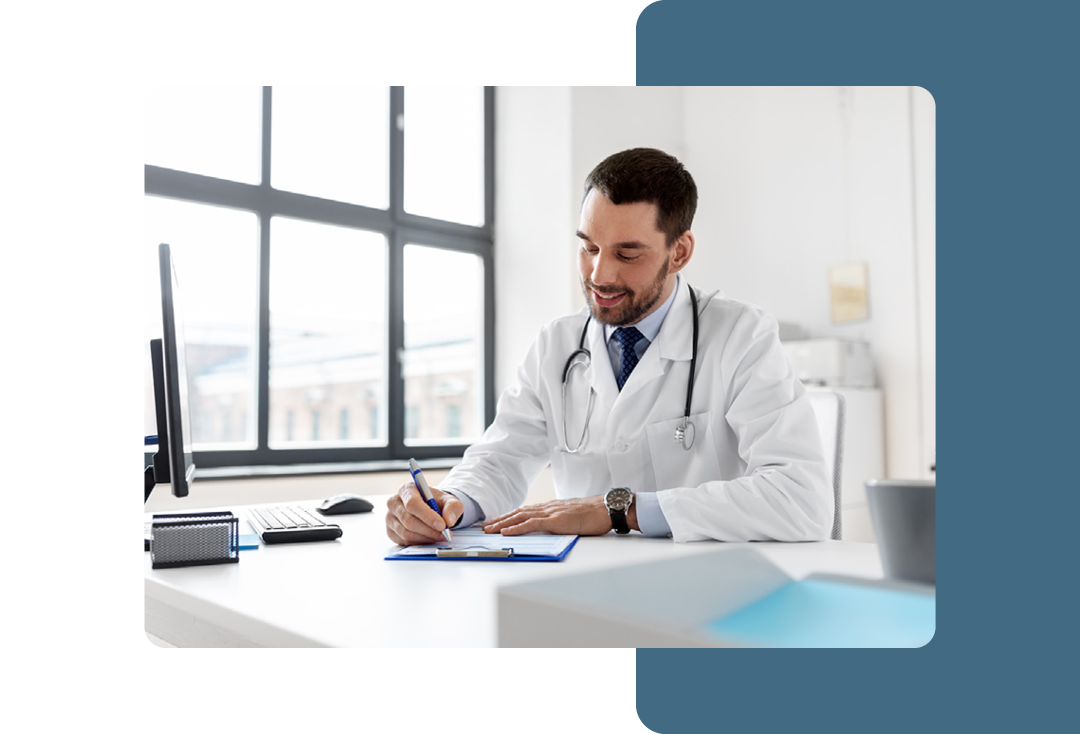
[146, 242, 196, 500]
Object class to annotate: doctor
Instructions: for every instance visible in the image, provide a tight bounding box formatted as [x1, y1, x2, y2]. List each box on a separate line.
[385, 148, 832, 545]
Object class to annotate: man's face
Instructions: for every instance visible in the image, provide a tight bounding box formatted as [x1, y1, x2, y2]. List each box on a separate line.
[576, 190, 688, 326]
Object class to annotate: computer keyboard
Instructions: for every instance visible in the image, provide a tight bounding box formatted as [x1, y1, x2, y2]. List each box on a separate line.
[247, 505, 343, 544]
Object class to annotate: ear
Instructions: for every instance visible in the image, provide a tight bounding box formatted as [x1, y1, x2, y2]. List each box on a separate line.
[669, 230, 695, 273]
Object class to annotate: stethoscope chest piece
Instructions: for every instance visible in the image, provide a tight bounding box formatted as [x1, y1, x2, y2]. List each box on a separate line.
[674, 418, 695, 450]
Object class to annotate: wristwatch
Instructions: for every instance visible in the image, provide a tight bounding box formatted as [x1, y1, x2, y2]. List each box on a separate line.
[604, 487, 634, 534]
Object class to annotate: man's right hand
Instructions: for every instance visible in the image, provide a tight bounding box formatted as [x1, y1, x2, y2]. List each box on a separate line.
[385, 480, 463, 546]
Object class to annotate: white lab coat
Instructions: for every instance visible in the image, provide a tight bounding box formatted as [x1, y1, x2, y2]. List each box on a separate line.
[443, 278, 833, 542]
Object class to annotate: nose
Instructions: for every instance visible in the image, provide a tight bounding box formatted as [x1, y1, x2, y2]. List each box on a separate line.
[591, 249, 619, 287]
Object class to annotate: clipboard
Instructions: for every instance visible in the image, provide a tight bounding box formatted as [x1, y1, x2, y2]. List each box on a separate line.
[385, 529, 578, 562]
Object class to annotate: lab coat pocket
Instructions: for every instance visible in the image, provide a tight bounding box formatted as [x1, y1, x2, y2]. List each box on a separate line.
[645, 411, 723, 491]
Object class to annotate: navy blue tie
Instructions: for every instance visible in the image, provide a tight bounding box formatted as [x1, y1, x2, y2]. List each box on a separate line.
[613, 327, 645, 390]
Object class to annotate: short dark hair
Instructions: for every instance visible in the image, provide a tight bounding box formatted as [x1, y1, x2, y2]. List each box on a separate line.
[583, 148, 698, 245]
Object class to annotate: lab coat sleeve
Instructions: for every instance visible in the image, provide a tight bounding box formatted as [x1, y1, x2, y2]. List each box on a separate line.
[438, 330, 554, 523]
[656, 307, 833, 542]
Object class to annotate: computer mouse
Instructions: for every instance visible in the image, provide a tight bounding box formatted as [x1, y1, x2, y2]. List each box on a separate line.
[316, 494, 375, 515]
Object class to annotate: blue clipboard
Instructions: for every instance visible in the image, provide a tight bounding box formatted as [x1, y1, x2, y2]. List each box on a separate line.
[385, 529, 578, 562]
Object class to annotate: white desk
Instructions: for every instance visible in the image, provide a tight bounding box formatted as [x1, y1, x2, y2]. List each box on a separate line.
[145, 495, 884, 648]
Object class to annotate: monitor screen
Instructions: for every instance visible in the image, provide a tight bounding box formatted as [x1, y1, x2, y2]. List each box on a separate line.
[157, 242, 196, 497]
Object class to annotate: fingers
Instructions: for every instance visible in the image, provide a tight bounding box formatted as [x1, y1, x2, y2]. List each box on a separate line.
[386, 501, 442, 545]
[482, 496, 611, 536]
[483, 505, 548, 535]
[384, 481, 448, 545]
[433, 488, 464, 530]
[401, 482, 449, 532]
[493, 517, 545, 536]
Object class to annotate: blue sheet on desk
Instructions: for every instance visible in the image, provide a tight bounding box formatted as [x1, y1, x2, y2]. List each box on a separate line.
[701, 578, 935, 648]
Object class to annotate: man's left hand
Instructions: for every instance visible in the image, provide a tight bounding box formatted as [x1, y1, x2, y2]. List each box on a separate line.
[482, 496, 637, 536]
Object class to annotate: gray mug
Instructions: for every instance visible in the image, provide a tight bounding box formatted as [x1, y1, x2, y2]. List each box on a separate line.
[865, 479, 935, 585]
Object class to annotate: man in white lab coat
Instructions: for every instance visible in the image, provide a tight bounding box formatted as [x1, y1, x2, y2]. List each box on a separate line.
[385, 148, 832, 544]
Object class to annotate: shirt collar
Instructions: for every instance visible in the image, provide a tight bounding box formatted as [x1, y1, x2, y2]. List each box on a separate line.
[604, 273, 681, 344]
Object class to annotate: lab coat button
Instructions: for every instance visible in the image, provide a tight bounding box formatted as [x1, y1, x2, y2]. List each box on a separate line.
[614, 440, 627, 452]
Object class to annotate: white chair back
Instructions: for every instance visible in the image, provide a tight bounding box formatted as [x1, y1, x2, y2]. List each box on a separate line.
[808, 391, 845, 540]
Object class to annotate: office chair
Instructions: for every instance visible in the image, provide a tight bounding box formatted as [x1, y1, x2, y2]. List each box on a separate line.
[807, 390, 846, 540]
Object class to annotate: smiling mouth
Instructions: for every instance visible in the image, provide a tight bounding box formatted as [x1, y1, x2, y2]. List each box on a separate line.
[591, 289, 626, 307]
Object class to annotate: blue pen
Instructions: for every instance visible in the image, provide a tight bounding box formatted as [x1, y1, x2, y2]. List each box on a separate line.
[408, 458, 453, 543]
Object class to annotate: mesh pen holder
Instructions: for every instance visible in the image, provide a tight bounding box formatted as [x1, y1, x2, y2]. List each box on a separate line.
[151, 512, 240, 569]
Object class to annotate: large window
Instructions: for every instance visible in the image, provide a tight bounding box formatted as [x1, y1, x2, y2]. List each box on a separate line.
[144, 87, 494, 469]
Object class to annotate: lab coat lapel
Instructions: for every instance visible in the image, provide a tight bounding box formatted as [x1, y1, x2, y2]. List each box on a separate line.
[586, 317, 619, 408]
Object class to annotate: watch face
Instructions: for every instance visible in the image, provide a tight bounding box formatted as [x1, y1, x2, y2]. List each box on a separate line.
[606, 488, 632, 511]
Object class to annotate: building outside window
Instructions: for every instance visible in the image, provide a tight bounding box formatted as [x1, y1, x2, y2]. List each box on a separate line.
[446, 404, 461, 439]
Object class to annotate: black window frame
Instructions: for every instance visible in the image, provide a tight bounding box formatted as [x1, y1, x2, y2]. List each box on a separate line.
[145, 86, 496, 471]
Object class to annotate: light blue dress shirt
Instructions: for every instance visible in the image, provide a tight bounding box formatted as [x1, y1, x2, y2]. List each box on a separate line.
[443, 276, 681, 537]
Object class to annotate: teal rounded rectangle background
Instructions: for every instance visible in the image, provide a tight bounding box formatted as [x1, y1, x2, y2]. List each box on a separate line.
[634, 0, 1077, 731]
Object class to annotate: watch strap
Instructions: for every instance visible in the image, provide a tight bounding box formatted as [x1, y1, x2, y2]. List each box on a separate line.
[609, 507, 630, 534]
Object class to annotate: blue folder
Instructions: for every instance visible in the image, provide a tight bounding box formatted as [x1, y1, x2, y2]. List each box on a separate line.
[385, 529, 578, 562]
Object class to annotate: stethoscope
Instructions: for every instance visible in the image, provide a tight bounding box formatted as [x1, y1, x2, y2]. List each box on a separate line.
[560, 287, 700, 453]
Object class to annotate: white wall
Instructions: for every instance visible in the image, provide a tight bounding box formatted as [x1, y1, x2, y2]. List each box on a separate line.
[682, 86, 934, 479]
[682, 86, 847, 306]
[493, 87, 574, 394]
[494, 86, 935, 480]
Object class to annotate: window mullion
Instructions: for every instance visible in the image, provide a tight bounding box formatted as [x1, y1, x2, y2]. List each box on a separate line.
[256, 86, 273, 455]
[388, 87, 406, 456]
[388, 230, 406, 457]
[390, 87, 405, 219]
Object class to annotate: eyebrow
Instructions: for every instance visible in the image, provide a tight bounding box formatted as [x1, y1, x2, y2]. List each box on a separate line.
[575, 231, 649, 250]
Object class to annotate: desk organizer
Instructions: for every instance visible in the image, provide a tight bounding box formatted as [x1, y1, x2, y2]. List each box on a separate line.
[151, 512, 240, 569]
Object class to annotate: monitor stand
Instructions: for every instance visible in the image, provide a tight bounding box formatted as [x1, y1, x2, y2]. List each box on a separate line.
[145, 465, 156, 503]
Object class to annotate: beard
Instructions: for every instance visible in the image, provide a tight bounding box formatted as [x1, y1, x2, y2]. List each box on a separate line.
[581, 255, 671, 326]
